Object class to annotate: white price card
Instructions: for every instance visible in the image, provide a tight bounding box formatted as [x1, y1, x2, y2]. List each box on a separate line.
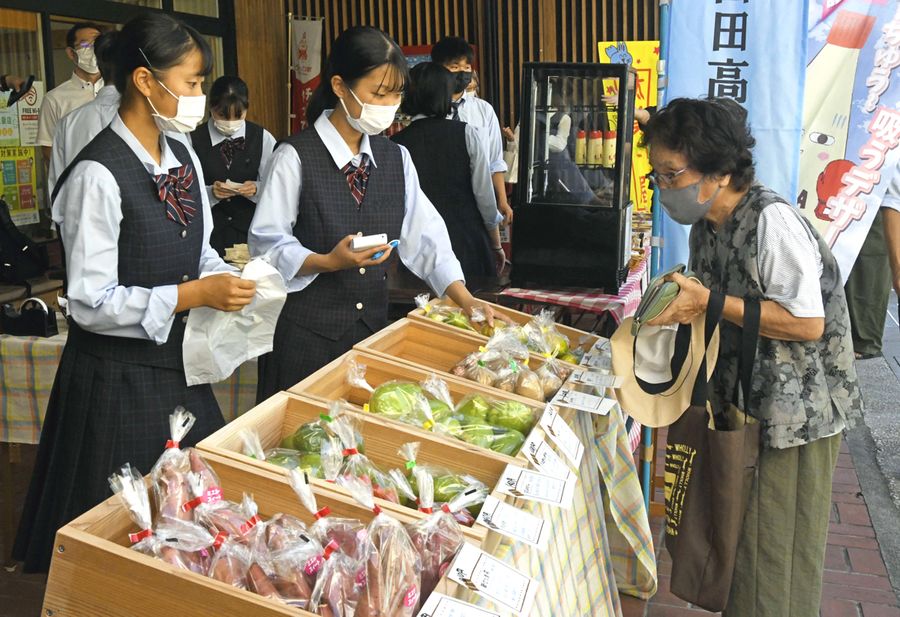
[416, 593, 502, 617]
[550, 387, 617, 415]
[580, 351, 613, 370]
[522, 431, 573, 479]
[448, 543, 538, 616]
[593, 337, 611, 352]
[475, 495, 551, 549]
[496, 464, 576, 508]
[539, 404, 584, 468]
[567, 368, 624, 389]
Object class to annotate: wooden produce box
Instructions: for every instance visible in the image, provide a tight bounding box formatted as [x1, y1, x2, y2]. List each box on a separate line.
[43, 449, 422, 617]
[197, 392, 501, 546]
[408, 297, 602, 351]
[354, 319, 552, 401]
[292, 348, 542, 431]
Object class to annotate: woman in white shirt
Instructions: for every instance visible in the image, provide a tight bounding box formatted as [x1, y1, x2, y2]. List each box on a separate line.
[14, 13, 255, 574]
[249, 26, 496, 402]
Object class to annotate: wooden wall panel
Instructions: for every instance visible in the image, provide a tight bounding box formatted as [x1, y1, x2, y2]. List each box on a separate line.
[234, 0, 289, 137]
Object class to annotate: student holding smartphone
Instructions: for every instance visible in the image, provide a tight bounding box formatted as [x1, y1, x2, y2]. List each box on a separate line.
[249, 26, 497, 401]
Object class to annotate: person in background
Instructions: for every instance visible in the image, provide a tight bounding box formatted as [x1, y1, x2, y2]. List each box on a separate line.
[881, 172, 900, 330]
[392, 62, 503, 279]
[249, 26, 498, 402]
[467, 69, 479, 97]
[190, 76, 276, 255]
[843, 208, 891, 358]
[431, 37, 513, 226]
[36, 22, 104, 162]
[48, 30, 120, 196]
[13, 13, 255, 574]
[644, 97, 862, 617]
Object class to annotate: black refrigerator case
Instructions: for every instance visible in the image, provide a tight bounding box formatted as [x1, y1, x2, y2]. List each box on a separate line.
[511, 62, 636, 291]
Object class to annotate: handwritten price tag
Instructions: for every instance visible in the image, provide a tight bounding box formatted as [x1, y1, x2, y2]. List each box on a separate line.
[475, 495, 550, 549]
[448, 543, 538, 616]
[496, 464, 576, 508]
[539, 405, 584, 468]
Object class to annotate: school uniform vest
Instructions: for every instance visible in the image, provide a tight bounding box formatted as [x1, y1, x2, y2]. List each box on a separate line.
[279, 128, 405, 341]
[54, 127, 204, 370]
[191, 121, 264, 255]
[689, 184, 863, 449]
[391, 118, 493, 277]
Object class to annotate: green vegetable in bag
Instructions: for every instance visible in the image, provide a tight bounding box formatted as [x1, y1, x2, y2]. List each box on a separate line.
[487, 400, 536, 434]
[369, 382, 424, 420]
[455, 395, 491, 422]
[489, 429, 525, 456]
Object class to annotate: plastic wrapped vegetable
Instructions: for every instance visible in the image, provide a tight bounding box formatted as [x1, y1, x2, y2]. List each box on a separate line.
[310, 540, 363, 617]
[486, 399, 537, 434]
[420, 373, 456, 424]
[185, 467, 262, 544]
[209, 536, 252, 589]
[258, 516, 327, 608]
[514, 365, 544, 400]
[536, 359, 564, 400]
[289, 468, 369, 562]
[415, 293, 476, 331]
[150, 407, 196, 523]
[338, 476, 421, 617]
[333, 414, 399, 504]
[457, 418, 526, 456]
[406, 469, 488, 608]
[398, 443, 487, 523]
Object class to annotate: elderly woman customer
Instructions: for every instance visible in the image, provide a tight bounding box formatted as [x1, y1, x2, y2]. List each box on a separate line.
[645, 98, 863, 617]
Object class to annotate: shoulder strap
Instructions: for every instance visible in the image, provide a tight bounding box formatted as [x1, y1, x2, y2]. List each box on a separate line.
[690, 291, 726, 407]
[737, 298, 761, 411]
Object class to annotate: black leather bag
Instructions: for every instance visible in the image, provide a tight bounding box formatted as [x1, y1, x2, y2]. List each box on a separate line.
[1, 297, 59, 337]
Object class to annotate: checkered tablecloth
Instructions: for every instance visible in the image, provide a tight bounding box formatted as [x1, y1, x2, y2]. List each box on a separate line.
[455, 404, 657, 615]
[0, 329, 258, 444]
[500, 250, 651, 325]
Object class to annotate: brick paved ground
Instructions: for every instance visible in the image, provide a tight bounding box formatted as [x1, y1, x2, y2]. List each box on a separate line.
[622, 437, 900, 617]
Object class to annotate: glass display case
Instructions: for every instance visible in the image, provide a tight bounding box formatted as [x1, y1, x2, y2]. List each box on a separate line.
[511, 62, 637, 291]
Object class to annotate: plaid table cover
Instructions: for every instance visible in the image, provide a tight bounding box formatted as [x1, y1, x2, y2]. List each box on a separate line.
[0, 332, 258, 444]
[500, 250, 651, 325]
[453, 404, 657, 615]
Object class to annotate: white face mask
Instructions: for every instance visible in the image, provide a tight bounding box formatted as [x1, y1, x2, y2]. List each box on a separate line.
[74, 46, 99, 74]
[146, 77, 206, 133]
[339, 87, 399, 135]
[214, 118, 244, 136]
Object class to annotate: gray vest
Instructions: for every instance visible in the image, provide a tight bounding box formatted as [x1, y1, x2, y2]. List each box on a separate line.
[55, 127, 203, 370]
[689, 184, 863, 449]
[279, 129, 405, 341]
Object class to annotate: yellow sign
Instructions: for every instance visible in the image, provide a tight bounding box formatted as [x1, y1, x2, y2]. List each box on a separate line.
[0, 146, 38, 225]
[598, 40, 660, 212]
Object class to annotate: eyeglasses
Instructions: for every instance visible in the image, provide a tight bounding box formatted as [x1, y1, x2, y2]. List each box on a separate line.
[646, 167, 688, 187]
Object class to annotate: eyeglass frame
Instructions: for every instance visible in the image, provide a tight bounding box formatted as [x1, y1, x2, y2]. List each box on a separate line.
[646, 167, 689, 188]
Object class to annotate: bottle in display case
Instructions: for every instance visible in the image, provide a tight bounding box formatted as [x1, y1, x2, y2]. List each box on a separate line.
[511, 62, 636, 291]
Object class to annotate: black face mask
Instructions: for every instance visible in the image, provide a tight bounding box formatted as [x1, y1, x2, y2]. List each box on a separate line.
[454, 71, 473, 93]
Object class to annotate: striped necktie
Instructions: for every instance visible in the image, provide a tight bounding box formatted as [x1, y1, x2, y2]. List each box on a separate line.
[341, 153, 371, 208]
[450, 97, 466, 121]
[154, 163, 197, 226]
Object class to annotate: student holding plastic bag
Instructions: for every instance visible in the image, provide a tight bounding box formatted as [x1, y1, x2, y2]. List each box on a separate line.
[13, 13, 255, 574]
[249, 26, 497, 401]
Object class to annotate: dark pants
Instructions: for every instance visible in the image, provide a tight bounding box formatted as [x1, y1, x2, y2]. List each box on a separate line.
[844, 209, 891, 355]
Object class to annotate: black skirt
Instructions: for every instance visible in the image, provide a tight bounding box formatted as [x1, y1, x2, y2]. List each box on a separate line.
[12, 343, 224, 573]
[256, 317, 375, 404]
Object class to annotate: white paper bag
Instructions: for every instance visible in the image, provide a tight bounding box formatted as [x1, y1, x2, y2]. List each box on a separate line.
[182, 259, 287, 386]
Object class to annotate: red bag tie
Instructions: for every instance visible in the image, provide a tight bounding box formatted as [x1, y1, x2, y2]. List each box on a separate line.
[165, 440, 179, 449]
[342, 448, 359, 456]
[323, 539, 340, 560]
[128, 528, 153, 544]
[181, 486, 223, 512]
[372, 504, 382, 516]
[314, 506, 331, 520]
[212, 531, 228, 549]
[239, 514, 262, 535]
[419, 506, 433, 514]
[441, 503, 452, 514]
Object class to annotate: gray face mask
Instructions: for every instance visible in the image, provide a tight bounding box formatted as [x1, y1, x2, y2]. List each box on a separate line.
[657, 180, 720, 225]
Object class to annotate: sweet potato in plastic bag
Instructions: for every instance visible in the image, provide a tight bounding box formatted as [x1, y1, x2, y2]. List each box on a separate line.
[150, 407, 196, 523]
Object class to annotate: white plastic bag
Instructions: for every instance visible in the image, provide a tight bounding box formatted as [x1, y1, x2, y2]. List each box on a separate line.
[183, 258, 287, 386]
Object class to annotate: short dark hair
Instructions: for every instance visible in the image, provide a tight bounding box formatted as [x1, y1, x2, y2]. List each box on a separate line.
[401, 62, 452, 118]
[93, 30, 118, 83]
[307, 26, 409, 125]
[67, 22, 102, 49]
[209, 76, 249, 118]
[431, 37, 474, 65]
[641, 97, 756, 191]
[112, 13, 213, 95]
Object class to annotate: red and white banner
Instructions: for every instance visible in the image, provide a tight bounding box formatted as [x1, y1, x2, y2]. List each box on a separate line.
[290, 18, 323, 134]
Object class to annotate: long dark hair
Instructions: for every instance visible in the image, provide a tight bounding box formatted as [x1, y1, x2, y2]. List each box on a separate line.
[111, 13, 213, 95]
[401, 62, 453, 118]
[306, 26, 409, 125]
[209, 76, 250, 117]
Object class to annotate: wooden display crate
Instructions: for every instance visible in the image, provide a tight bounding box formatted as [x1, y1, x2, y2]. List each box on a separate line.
[408, 297, 602, 352]
[43, 449, 425, 617]
[197, 392, 502, 545]
[354, 319, 552, 402]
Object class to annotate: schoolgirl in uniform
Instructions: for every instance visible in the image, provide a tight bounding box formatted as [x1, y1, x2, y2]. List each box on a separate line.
[249, 26, 496, 401]
[14, 13, 256, 573]
[190, 76, 276, 255]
